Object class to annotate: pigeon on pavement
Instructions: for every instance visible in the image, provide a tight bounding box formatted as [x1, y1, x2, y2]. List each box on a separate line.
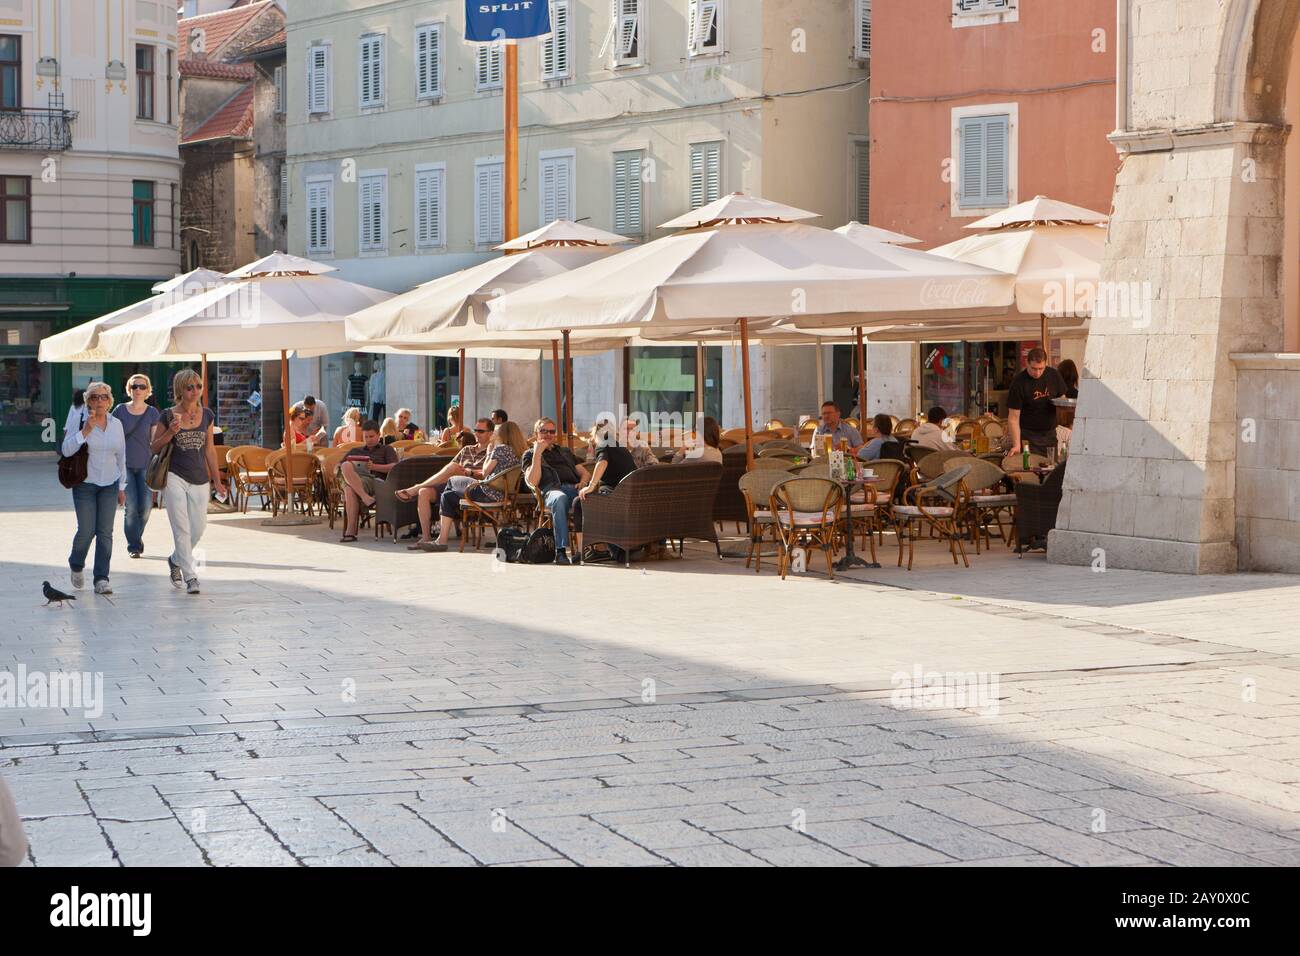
[42, 582, 76, 608]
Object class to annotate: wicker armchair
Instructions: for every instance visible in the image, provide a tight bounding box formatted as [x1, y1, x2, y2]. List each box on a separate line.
[714, 449, 750, 529]
[1015, 463, 1066, 554]
[579, 461, 723, 565]
[738, 468, 789, 574]
[943, 457, 1014, 553]
[226, 445, 270, 513]
[371, 455, 451, 541]
[853, 458, 908, 547]
[894, 418, 917, 439]
[770, 477, 844, 580]
[459, 465, 522, 551]
[917, 449, 971, 480]
[893, 464, 972, 571]
[400, 443, 441, 459]
[267, 451, 320, 517]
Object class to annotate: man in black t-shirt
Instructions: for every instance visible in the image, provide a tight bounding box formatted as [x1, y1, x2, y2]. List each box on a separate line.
[521, 418, 589, 565]
[1007, 348, 1067, 455]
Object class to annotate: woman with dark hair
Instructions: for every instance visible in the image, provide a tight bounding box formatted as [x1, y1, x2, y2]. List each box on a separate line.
[1057, 359, 1080, 399]
[672, 415, 722, 463]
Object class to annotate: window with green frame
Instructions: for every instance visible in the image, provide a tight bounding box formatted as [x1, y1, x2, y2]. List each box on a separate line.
[132, 180, 154, 246]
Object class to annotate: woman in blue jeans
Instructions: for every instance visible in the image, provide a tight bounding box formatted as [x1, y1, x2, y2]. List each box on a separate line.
[113, 373, 161, 558]
[61, 381, 126, 595]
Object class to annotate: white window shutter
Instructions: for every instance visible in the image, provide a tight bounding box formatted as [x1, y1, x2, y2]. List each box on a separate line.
[416, 24, 442, 98]
[476, 161, 503, 244]
[983, 115, 1009, 206]
[689, 142, 721, 209]
[280, 163, 288, 215]
[477, 43, 503, 89]
[689, 0, 719, 54]
[359, 35, 383, 107]
[542, 2, 570, 80]
[613, 150, 642, 235]
[960, 117, 985, 207]
[308, 45, 330, 113]
[856, 0, 871, 59]
[959, 114, 1009, 208]
[490, 163, 503, 241]
[620, 0, 640, 58]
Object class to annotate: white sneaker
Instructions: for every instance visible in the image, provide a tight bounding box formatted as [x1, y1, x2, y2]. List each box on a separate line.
[94, 580, 113, 595]
[71, 569, 85, 590]
[186, 578, 200, 595]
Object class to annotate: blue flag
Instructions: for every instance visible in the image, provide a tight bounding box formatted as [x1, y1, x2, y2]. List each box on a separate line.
[465, 1, 552, 42]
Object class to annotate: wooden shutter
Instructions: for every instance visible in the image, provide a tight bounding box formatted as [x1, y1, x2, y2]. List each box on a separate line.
[416, 24, 441, 98]
[689, 142, 721, 209]
[359, 35, 383, 107]
[613, 150, 642, 235]
[359, 174, 385, 250]
[854, 140, 870, 223]
[307, 180, 330, 251]
[856, 0, 871, 59]
[308, 45, 330, 113]
[619, 0, 640, 58]
[689, 0, 719, 54]
[476, 162, 503, 244]
[959, 114, 1009, 208]
[542, 1, 570, 80]
[416, 168, 443, 247]
[279, 163, 288, 216]
[273, 65, 285, 113]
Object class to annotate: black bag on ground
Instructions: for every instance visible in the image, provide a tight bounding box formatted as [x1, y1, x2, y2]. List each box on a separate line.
[519, 527, 556, 564]
[494, 526, 530, 563]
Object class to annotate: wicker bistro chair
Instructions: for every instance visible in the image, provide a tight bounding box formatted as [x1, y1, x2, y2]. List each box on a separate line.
[713, 449, 750, 531]
[390, 439, 420, 454]
[266, 451, 320, 517]
[770, 477, 844, 580]
[757, 440, 810, 458]
[458, 465, 522, 551]
[371, 455, 451, 542]
[916, 449, 971, 480]
[796, 419, 818, 440]
[580, 462, 724, 566]
[943, 457, 1015, 553]
[852, 458, 908, 547]
[226, 445, 270, 513]
[400, 443, 440, 459]
[738, 468, 790, 574]
[793, 460, 831, 479]
[893, 464, 972, 571]
[316, 446, 353, 529]
[894, 419, 917, 439]
[764, 418, 786, 431]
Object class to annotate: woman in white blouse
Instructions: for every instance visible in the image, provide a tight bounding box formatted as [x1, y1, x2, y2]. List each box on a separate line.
[61, 380, 126, 595]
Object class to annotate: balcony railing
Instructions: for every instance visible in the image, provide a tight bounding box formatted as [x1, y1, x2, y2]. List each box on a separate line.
[0, 108, 77, 151]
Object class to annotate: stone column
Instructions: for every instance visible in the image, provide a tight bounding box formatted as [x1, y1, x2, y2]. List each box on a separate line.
[1049, 123, 1287, 573]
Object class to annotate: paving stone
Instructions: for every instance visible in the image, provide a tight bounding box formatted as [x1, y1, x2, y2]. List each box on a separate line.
[23, 815, 115, 866]
[102, 819, 206, 867]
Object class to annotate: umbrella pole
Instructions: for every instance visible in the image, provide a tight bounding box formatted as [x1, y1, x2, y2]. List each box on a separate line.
[1041, 313, 1050, 361]
[458, 347, 466, 421]
[695, 341, 705, 433]
[815, 337, 825, 409]
[201, 353, 208, 411]
[504, 44, 519, 242]
[855, 326, 866, 421]
[740, 317, 754, 472]
[563, 329, 574, 450]
[551, 339, 562, 430]
[263, 348, 319, 526]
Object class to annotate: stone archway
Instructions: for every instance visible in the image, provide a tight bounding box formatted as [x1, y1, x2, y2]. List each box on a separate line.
[1214, 0, 1300, 126]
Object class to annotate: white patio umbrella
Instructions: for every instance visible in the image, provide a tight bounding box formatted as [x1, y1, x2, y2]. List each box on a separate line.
[97, 252, 393, 523]
[38, 267, 230, 363]
[488, 193, 1014, 467]
[834, 221, 922, 245]
[929, 195, 1108, 349]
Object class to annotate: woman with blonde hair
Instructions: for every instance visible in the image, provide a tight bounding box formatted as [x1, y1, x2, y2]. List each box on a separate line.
[150, 368, 226, 595]
[379, 416, 399, 445]
[334, 407, 362, 446]
[416, 418, 523, 553]
[395, 407, 422, 441]
[113, 373, 162, 557]
[62, 381, 126, 594]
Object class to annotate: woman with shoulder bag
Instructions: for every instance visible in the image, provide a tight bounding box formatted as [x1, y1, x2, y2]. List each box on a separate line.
[61, 381, 126, 595]
[150, 369, 227, 595]
[113, 373, 162, 558]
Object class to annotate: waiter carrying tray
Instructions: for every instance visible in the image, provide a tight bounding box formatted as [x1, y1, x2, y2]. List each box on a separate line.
[1006, 347, 1067, 456]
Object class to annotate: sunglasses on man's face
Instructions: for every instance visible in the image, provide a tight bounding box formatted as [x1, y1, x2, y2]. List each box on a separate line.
[539, 429, 557, 435]
[473, 427, 490, 433]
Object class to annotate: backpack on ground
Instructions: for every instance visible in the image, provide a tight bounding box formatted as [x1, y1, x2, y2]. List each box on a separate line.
[494, 526, 529, 563]
[519, 527, 556, 564]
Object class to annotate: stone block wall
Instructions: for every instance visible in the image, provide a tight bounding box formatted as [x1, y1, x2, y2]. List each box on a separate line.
[1233, 355, 1300, 571]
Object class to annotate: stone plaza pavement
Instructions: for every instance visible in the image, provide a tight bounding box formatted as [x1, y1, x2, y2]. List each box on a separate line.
[3, 458, 1300, 866]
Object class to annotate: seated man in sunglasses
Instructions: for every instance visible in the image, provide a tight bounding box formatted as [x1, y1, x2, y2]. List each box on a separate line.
[396, 417, 493, 548]
[521, 417, 589, 566]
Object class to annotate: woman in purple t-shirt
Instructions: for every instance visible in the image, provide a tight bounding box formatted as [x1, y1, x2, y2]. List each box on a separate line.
[112, 373, 162, 558]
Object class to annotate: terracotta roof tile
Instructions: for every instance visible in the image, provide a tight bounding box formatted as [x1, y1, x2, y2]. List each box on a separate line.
[237, 27, 286, 57]
[178, 1, 273, 61]
[179, 59, 255, 80]
[181, 81, 255, 145]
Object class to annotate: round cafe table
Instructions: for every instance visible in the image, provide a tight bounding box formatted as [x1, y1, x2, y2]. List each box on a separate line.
[835, 474, 884, 571]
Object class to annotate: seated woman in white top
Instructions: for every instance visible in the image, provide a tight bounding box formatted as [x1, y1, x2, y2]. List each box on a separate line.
[671, 416, 724, 464]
